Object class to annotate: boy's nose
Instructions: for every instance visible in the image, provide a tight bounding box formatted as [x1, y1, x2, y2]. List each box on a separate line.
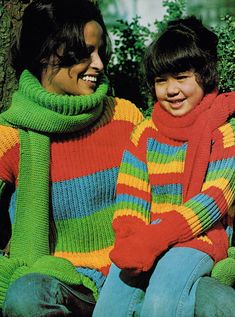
[166, 79, 180, 95]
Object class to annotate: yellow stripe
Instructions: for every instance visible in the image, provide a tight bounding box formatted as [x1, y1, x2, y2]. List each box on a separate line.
[151, 202, 180, 214]
[202, 178, 229, 191]
[148, 161, 184, 174]
[202, 178, 233, 205]
[113, 209, 149, 223]
[131, 119, 157, 146]
[0, 126, 18, 157]
[174, 205, 202, 234]
[197, 235, 213, 245]
[113, 98, 144, 125]
[219, 123, 235, 148]
[151, 202, 202, 234]
[54, 246, 113, 269]
[118, 173, 150, 192]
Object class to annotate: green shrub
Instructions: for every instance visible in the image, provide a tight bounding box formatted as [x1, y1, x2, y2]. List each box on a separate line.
[107, 16, 152, 113]
[215, 15, 235, 93]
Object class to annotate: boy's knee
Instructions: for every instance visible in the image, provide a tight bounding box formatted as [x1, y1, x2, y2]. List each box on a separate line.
[140, 291, 170, 317]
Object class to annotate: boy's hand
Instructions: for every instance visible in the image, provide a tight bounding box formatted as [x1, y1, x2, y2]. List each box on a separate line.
[110, 222, 174, 272]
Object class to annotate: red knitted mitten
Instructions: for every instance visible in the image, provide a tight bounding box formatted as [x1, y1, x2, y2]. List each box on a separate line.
[110, 213, 183, 272]
[112, 215, 146, 239]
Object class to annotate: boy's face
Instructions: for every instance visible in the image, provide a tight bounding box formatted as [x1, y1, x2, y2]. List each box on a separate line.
[154, 71, 204, 117]
[41, 20, 104, 96]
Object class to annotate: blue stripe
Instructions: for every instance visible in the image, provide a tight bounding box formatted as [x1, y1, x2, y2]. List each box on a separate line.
[208, 158, 235, 172]
[9, 190, 17, 224]
[188, 193, 222, 227]
[152, 184, 182, 195]
[117, 193, 150, 210]
[52, 167, 118, 221]
[190, 193, 215, 206]
[8, 168, 118, 223]
[122, 150, 147, 171]
[147, 138, 187, 155]
[76, 267, 106, 293]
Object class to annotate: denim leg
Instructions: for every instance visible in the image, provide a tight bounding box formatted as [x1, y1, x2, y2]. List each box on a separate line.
[140, 247, 213, 317]
[93, 264, 146, 317]
[195, 276, 235, 317]
[3, 273, 95, 317]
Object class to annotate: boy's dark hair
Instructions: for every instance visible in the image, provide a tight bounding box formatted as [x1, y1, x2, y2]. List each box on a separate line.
[11, 0, 112, 79]
[144, 16, 219, 94]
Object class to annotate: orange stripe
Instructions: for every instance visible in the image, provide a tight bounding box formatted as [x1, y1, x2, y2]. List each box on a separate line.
[113, 98, 144, 124]
[0, 126, 19, 158]
[54, 246, 113, 269]
[219, 123, 235, 148]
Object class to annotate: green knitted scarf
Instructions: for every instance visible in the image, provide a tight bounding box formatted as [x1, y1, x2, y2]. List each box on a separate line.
[0, 70, 109, 306]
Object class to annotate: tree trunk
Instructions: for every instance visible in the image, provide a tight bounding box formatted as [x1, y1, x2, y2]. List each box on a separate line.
[0, 0, 33, 112]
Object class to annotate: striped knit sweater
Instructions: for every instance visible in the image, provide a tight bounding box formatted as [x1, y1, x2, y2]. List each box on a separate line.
[112, 92, 235, 269]
[0, 70, 143, 305]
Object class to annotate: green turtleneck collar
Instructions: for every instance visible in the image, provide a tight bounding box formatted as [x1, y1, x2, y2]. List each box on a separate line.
[0, 69, 109, 133]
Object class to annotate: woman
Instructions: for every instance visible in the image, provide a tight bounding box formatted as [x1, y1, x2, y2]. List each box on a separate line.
[0, 0, 143, 316]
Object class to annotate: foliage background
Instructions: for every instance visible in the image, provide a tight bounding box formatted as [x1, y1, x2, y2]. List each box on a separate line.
[0, 0, 234, 116]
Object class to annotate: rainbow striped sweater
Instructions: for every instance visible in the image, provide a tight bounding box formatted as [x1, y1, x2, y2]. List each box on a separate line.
[0, 71, 143, 302]
[114, 94, 235, 263]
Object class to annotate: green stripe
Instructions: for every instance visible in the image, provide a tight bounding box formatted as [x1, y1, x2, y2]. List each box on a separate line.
[115, 201, 148, 218]
[152, 193, 182, 204]
[185, 199, 212, 225]
[148, 149, 185, 163]
[120, 162, 149, 181]
[206, 168, 234, 181]
[55, 207, 115, 252]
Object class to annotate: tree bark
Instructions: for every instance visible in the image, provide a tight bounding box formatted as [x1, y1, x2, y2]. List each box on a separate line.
[0, 0, 33, 112]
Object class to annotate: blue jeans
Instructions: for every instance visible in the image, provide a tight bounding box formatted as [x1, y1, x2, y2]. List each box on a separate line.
[93, 247, 213, 317]
[2, 273, 95, 317]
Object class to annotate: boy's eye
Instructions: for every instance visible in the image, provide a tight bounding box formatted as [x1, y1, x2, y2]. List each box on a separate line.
[155, 78, 166, 83]
[176, 75, 188, 80]
[175, 71, 194, 80]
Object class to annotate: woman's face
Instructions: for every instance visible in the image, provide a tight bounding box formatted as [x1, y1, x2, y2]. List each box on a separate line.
[155, 71, 204, 116]
[41, 20, 104, 96]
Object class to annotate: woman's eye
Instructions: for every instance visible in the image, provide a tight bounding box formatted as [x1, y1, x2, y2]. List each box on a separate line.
[98, 47, 105, 60]
[86, 46, 95, 55]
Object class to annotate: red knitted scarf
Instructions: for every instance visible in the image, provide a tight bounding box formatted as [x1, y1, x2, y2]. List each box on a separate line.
[152, 91, 235, 202]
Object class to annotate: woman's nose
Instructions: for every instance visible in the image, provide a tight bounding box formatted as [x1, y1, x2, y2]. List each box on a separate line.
[90, 52, 104, 71]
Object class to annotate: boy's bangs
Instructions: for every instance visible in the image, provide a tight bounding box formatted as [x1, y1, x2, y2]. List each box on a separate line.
[152, 32, 202, 76]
